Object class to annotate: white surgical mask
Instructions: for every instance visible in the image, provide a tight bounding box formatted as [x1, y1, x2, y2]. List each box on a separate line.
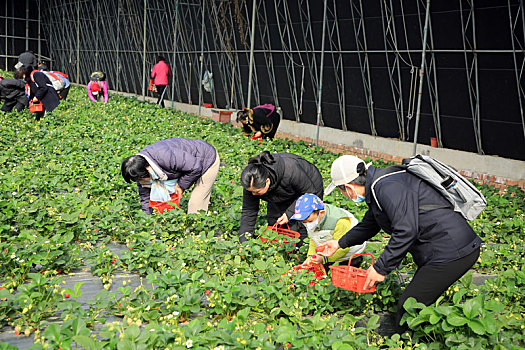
[304, 218, 319, 233]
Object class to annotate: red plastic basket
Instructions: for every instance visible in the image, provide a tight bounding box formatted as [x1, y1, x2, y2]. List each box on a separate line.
[329, 254, 376, 293]
[260, 223, 300, 247]
[29, 100, 43, 113]
[292, 261, 327, 280]
[282, 261, 326, 289]
[149, 192, 181, 214]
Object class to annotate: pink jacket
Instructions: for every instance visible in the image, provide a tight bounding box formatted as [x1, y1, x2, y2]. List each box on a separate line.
[151, 60, 172, 86]
[87, 80, 109, 102]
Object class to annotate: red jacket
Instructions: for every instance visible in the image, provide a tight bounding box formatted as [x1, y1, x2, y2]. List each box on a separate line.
[151, 60, 172, 86]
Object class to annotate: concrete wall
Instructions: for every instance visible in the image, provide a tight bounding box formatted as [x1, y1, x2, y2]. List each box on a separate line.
[273, 120, 525, 189]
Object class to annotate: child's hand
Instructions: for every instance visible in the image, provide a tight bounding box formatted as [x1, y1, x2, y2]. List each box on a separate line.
[310, 254, 323, 264]
[302, 257, 312, 266]
[275, 213, 289, 225]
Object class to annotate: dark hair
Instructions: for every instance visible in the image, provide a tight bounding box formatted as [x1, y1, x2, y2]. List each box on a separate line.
[13, 70, 24, 79]
[157, 55, 165, 62]
[349, 162, 367, 186]
[121, 155, 150, 183]
[236, 109, 250, 123]
[15, 67, 27, 79]
[240, 151, 275, 189]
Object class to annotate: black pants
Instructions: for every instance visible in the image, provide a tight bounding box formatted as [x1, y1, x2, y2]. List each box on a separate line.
[1, 99, 27, 113]
[59, 86, 70, 101]
[155, 85, 167, 108]
[267, 200, 307, 248]
[395, 248, 480, 333]
[34, 110, 46, 121]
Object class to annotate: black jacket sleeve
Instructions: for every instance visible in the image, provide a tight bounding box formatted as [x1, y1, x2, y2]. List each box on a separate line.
[372, 180, 419, 275]
[32, 73, 50, 101]
[239, 189, 261, 241]
[338, 209, 381, 248]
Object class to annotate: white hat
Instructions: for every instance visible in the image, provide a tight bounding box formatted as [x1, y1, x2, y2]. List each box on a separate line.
[324, 155, 369, 195]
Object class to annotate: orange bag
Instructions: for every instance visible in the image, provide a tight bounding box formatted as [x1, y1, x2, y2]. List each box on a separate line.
[29, 100, 43, 113]
[148, 79, 157, 93]
[91, 82, 100, 92]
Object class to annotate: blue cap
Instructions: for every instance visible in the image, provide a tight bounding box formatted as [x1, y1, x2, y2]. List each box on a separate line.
[290, 193, 325, 221]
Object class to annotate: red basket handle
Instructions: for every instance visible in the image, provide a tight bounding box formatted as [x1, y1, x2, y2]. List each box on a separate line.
[347, 253, 375, 271]
[271, 223, 291, 230]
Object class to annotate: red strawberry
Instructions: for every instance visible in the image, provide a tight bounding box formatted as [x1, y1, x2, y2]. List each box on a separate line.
[64, 294, 70, 298]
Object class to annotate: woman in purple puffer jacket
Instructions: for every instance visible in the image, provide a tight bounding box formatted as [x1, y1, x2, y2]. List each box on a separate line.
[121, 138, 220, 214]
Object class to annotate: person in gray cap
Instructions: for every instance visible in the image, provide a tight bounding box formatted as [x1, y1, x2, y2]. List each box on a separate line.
[318, 155, 482, 333]
[14, 51, 38, 69]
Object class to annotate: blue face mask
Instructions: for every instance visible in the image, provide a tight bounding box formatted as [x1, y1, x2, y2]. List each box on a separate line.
[353, 194, 366, 203]
[345, 186, 365, 203]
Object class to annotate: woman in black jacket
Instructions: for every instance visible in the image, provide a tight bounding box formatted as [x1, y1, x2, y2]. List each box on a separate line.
[17, 66, 60, 121]
[237, 104, 281, 140]
[238, 151, 323, 243]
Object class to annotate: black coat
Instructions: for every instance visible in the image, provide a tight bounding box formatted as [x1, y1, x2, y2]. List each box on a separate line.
[339, 166, 482, 276]
[242, 107, 281, 139]
[0, 79, 28, 104]
[239, 153, 323, 234]
[25, 69, 60, 112]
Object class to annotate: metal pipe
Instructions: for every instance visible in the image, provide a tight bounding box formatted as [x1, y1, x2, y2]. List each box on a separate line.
[246, 0, 257, 108]
[171, 1, 179, 108]
[197, 0, 205, 117]
[37, 0, 41, 65]
[472, 2, 483, 154]
[0, 34, 49, 40]
[44, 47, 525, 55]
[25, 0, 29, 51]
[5, 1, 7, 70]
[141, 0, 147, 100]
[315, 0, 328, 146]
[412, 0, 431, 155]
[116, 0, 120, 91]
[95, 0, 99, 71]
[519, 0, 525, 140]
[0, 15, 39, 22]
[76, 0, 80, 83]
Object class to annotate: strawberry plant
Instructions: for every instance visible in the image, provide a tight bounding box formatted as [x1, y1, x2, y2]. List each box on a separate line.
[0, 71, 523, 349]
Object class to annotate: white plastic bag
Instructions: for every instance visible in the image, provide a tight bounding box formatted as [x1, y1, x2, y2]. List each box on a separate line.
[150, 180, 171, 202]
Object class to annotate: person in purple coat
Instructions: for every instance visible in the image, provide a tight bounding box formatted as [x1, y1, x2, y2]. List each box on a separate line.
[121, 138, 220, 214]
